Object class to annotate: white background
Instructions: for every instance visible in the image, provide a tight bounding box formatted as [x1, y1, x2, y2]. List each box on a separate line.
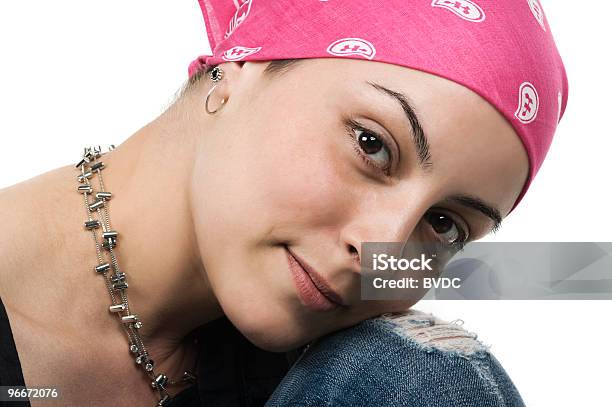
[0, 1, 610, 406]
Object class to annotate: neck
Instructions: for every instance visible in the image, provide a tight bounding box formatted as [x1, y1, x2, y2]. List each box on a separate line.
[95, 104, 223, 345]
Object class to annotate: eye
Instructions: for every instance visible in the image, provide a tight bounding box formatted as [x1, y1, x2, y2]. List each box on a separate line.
[345, 119, 393, 176]
[424, 210, 469, 251]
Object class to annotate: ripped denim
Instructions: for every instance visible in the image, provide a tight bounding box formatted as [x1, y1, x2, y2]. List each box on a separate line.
[265, 309, 525, 407]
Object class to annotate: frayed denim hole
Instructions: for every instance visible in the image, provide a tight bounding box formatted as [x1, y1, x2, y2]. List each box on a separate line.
[370, 309, 491, 358]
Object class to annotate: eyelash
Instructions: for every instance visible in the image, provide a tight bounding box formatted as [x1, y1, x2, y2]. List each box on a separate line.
[451, 240, 466, 252]
[344, 118, 393, 178]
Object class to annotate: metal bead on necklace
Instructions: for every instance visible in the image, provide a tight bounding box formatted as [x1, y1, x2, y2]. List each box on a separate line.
[75, 145, 197, 406]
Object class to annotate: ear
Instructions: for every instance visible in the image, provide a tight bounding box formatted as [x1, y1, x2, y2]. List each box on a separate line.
[211, 61, 269, 101]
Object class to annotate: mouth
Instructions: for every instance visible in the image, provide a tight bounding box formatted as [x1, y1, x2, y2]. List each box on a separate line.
[284, 246, 344, 312]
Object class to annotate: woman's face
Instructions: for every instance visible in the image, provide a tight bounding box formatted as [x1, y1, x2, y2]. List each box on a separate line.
[189, 58, 528, 351]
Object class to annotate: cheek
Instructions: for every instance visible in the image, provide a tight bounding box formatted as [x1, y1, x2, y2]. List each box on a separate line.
[258, 133, 349, 228]
[223, 119, 355, 241]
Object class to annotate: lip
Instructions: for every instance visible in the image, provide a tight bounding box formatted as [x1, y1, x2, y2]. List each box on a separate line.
[285, 246, 344, 312]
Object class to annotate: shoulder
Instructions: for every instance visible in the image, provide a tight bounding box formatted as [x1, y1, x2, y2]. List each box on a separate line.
[266, 309, 525, 407]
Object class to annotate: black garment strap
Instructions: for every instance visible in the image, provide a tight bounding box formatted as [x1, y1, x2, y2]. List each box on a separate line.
[0, 296, 31, 406]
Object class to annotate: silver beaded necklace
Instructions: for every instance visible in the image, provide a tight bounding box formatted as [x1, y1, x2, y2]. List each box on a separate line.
[75, 145, 197, 406]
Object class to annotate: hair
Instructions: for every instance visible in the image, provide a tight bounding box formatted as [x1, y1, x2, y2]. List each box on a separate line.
[175, 59, 302, 102]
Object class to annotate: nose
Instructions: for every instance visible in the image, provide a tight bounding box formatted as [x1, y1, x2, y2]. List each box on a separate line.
[339, 196, 426, 267]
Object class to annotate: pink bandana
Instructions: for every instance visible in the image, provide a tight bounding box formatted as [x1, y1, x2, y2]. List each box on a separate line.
[188, 0, 569, 212]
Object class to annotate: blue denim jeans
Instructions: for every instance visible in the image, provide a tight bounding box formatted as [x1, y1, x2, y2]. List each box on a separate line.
[265, 309, 525, 406]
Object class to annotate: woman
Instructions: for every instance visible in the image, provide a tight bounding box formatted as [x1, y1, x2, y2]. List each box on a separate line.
[0, 0, 567, 406]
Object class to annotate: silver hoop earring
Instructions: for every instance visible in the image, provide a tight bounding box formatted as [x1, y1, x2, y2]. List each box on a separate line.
[205, 67, 227, 115]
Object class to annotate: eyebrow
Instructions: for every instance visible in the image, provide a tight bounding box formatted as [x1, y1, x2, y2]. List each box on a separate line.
[366, 81, 503, 234]
[366, 81, 433, 172]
